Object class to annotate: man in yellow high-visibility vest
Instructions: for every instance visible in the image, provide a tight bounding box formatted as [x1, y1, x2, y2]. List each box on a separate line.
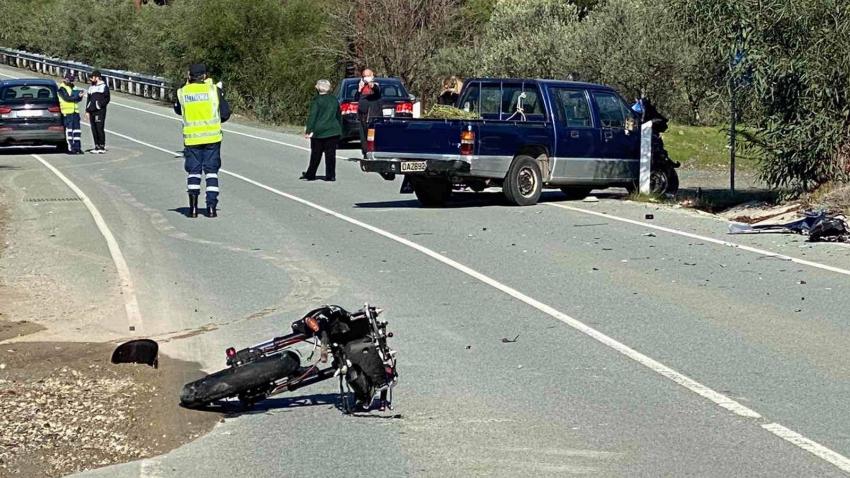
[57, 72, 85, 154]
[173, 64, 230, 218]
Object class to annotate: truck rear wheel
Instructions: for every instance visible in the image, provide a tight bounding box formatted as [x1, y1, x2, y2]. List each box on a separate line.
[503, 155, 542, 206]
[411, 177, 451, 207]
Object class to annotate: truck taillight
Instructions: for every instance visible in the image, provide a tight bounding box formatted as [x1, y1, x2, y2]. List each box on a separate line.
[48, 106, 61, 113]
[395, 102, 413, 115]
[367, 128, 375, 152]
[0, 106, 11, 115]
[340, 101, 358, 115]
[460, 130, 475, 156]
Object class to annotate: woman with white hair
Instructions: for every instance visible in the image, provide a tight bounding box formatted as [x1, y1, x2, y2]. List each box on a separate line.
[302, 79, 342, 181]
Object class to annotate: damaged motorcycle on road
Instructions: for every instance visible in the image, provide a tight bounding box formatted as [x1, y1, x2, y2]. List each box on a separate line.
[180, 304, 398, 413]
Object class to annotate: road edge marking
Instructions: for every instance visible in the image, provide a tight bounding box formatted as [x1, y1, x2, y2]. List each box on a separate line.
[763, 423, 850, 473]
[547, 202, 850, 277]
[31, 154, 143, 333]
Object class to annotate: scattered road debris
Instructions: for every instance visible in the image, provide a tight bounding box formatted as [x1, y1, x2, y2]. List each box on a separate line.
[583, 196, 599, 203]
[501, 335, 520, 343]
[645, 214, 654, 220]
[643, 232, 656, 237]
[729, 210, 850, 242]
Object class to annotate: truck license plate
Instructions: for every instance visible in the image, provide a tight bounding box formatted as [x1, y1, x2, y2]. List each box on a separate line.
[382, 108, 394, 117]
[400, 161, 427, 172]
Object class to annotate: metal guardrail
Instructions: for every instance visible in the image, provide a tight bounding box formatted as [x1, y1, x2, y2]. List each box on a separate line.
[0, 47, 173, 101]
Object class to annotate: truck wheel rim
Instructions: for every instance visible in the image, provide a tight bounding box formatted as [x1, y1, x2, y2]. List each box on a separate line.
[518, 168, 537, 197]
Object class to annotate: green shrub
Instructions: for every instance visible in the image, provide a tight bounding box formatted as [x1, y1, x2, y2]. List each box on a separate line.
[422, 105, 481, 120]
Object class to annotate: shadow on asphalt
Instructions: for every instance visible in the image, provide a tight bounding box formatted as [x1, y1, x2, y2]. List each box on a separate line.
[354, 190, 623, 209]
[168, 207, 220, 218]
[184, 392, 404, 419]
[0, 145, 64, 156]
[186, 392, 347, 417]
[677, 187, 778, 213]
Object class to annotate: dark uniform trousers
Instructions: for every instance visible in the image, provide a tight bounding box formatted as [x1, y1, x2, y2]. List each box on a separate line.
[62, 113, 82, 153]
[184, 142, 221, 207]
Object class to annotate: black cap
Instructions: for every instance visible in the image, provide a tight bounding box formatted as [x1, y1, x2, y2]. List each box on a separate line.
[189, 63, 207, 76]
[91, 70, 102, 78]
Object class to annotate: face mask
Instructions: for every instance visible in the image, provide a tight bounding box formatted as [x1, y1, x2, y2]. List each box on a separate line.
[364, 76, 374, 83]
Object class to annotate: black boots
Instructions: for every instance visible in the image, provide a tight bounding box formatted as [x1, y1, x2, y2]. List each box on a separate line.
[188, 194, 198, 218]
[188, 195, 217, 218]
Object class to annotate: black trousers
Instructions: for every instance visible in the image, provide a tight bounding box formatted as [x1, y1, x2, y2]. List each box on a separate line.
[88, 110, 107, 148]
[358, 112, 370, 156]
[306, 135, 339, 180]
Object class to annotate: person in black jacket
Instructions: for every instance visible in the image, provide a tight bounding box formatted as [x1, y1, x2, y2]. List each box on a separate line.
[86, 70, 110, 154]
[354, 68, 381, 159]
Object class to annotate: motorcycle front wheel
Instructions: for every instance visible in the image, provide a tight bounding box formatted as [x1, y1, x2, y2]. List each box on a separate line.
[180, 351, 300, 408]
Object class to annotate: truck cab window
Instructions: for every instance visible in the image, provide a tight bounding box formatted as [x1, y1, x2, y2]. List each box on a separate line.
[502, 84, 544, 121]
[479, 84, 501, 118]
[593, 92, 632, 129]
[459, 83, 480, 113]
[553, 88, 592, 127]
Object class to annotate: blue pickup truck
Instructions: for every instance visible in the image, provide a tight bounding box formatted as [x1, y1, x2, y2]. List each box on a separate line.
[360, 78, 679, 206]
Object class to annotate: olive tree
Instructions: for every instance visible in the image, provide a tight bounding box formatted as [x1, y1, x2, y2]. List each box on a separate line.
[672, 0, 850, 193]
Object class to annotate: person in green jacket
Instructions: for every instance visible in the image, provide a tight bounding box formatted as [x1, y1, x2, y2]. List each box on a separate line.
[302, 79, 342, 181]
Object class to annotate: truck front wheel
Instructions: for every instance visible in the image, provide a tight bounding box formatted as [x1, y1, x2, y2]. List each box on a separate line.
[503, 155, 543, 206]
[411, 177, 451, 207]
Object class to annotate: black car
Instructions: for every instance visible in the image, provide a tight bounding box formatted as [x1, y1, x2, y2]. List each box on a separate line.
[335, 77, 415, 144]
[0, 79, 66, 151]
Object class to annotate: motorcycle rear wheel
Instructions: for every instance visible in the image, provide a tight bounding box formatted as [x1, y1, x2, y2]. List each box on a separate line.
[180, 351, 300, 408]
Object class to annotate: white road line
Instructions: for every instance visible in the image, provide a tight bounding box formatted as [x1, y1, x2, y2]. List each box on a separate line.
[548, 202, 850, 277]
[763, 423, 850, 473]
[92, 126, 850, 474]
[31, 154, 143, 332]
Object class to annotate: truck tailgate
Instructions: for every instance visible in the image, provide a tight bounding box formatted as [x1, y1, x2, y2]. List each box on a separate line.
[371, 118, 470, 157]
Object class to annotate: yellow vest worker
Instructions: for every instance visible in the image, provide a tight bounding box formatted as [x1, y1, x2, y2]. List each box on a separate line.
[173, 63, 231, 218]
[56, 72, 84, 154]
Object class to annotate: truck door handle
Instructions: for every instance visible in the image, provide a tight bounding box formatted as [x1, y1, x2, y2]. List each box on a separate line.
[570, 130, 579, 139]
[603, 130, 613, 140]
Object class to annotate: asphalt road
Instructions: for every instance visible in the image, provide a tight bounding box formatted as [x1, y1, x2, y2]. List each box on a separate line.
[3, 64, 850, 477]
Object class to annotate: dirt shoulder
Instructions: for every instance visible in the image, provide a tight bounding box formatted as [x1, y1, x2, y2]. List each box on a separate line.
[0, 197, 218, 478]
